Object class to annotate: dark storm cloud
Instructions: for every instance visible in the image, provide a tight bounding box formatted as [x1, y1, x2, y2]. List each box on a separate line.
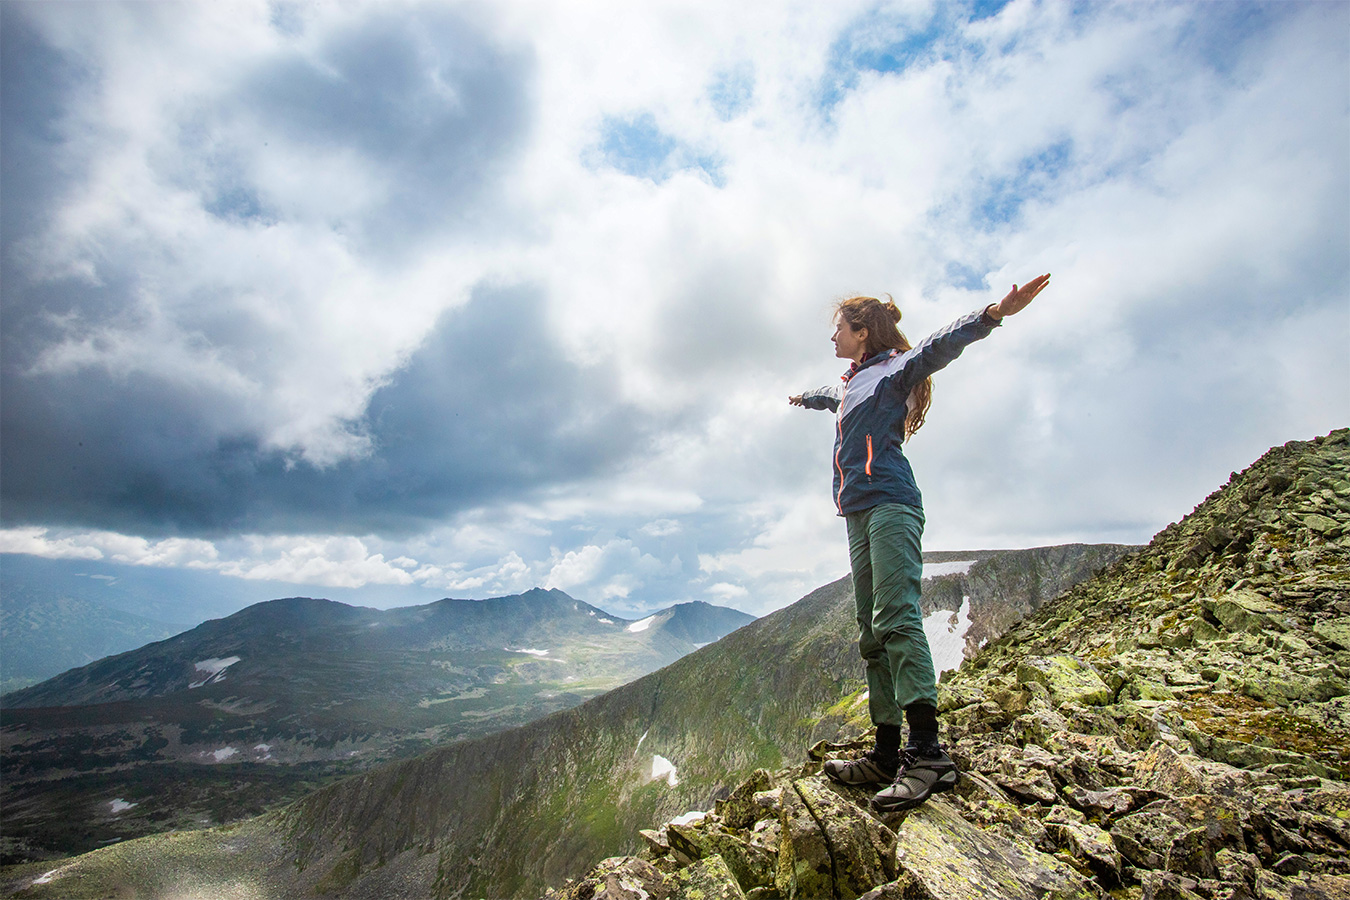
[1, 284, 655, 535]
[1, 1, 534, 360]
[0, 4, 582, 536]
[228, 5, 533, 248]
[0, 5, 106, 366]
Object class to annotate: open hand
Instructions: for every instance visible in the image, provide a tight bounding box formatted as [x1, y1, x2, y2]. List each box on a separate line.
[987, 273, 1051, 320]
[788, 394, 804, 406]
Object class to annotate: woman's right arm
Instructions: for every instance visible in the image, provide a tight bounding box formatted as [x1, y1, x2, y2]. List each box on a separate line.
[790, 384, 844, 412]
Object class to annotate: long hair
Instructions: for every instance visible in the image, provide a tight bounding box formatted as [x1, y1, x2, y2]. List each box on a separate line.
[835, 295, 932, 440]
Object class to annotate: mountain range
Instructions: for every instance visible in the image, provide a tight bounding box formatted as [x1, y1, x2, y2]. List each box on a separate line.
[0, 538, 1126, 895]
[0, 589, 753, 862]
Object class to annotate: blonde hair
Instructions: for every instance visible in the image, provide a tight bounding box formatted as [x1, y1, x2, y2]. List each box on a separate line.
[834, 295, 932, 440]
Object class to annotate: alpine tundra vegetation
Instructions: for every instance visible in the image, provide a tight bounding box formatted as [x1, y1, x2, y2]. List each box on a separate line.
[2, 430, 1347, 899]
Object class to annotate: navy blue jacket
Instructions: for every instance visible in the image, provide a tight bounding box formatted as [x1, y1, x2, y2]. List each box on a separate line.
[800, 308, 999, 516]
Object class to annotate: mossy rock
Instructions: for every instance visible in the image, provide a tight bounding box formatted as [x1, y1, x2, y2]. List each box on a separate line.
[894, 798, 1100, 899]
[1016, 656, 1112, 707]
[1314, 617, 1350, 650]
[676, 854, 746, 900]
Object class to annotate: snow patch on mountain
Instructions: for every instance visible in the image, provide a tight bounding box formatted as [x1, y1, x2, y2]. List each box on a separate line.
[627, 616, 656, 633]
[188, 656, 241, 688]
[651, 754, 679, 786]
[924, 597, 972, 675]
[922, 560, 977, 578]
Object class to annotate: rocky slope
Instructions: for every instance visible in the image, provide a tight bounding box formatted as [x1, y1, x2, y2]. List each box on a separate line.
[0, 589, 752, 863]
[550, 428, 1350, 900]
[0, 542, 1127, 898]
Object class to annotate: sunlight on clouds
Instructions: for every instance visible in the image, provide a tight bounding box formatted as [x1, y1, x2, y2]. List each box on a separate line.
[709, 582, 748, 600]
[0, 528, 103, 561]
[0, 528, 220, 567]
[221, 536, 417, 588]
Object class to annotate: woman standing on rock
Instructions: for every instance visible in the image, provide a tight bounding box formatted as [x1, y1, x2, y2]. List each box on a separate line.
[788, 274, 1050, 812]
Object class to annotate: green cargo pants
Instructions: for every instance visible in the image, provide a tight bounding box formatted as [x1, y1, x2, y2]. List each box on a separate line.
[845, 502, 937, 727]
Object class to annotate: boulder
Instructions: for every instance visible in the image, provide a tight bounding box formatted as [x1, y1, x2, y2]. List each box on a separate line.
[675, 855, 746, 900]
[549, 857, 675, 900]
[716, 770, 777, 829]
[1203, 590, 1292, 636]
[1314, 617, 1350, 650]
[892, 798, 1102, 899]
[1016, 656, 1113, 707]
[774, 778, 833, 899]
[1134, 742, 1206, 797]
[790, 778, 897, 899]
[1044, 805, 1121, 882]
[970, 743, 1061, 805]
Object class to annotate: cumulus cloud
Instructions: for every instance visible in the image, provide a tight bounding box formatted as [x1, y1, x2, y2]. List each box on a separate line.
[2, 0, 1345, 618]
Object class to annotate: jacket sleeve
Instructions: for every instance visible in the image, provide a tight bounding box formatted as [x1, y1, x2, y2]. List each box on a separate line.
[799, 383, 844, 412]
[883, 308, 1000, 398]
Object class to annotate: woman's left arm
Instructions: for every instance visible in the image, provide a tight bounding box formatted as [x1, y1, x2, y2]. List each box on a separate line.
[886, 272, 1051, 392]
[982, 273, 1051, 322]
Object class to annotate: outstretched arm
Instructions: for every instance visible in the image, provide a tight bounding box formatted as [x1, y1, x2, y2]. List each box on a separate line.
[984, 273, 1050, 321]
[878, 273, 1053, 398]
[789, 384, 843, 411]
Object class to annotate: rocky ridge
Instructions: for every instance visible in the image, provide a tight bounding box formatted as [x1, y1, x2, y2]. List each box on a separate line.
[549, 429, 1350, 900]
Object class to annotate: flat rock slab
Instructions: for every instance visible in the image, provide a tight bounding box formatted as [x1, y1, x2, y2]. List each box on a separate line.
[892, 798, 1102, 900]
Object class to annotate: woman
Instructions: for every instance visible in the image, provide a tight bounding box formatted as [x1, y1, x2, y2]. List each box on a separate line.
[789, 273, 1050, 812]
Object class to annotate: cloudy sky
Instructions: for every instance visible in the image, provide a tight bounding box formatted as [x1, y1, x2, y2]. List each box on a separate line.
[2, 0, 1346, 618]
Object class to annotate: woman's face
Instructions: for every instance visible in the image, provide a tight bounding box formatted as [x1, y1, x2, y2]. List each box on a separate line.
[832, 315, 868, 363]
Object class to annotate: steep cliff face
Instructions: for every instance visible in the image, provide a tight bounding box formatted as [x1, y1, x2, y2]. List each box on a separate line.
[548, 429, 1350, 900]
[919, 543, 1134, 666]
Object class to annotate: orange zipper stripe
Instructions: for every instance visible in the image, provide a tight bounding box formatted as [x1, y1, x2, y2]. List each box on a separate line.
[865, 434, 873, 477]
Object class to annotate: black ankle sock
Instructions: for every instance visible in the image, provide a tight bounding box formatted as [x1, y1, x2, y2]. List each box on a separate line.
[904, 703, 940, 753]
[874, 723, 902, 760]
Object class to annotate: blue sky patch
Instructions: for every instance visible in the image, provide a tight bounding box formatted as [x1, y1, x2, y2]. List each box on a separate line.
[970, 0, 1012, 22]
[945, 261, 988, 292]
[1176, 1, 1297, 78]
[971, 139, 1074, 229]
[595, 112, 723, 186]
[598, 113, 676, 179]
[709, 63, 755, 121]
[818, 7, 956, 112]
[204, 185, 272, 225]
